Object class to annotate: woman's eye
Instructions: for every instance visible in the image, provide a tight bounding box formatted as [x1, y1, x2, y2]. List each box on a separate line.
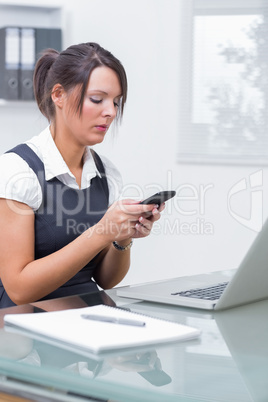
[114, 101, 119, 108]
[90, 98, 102, 104]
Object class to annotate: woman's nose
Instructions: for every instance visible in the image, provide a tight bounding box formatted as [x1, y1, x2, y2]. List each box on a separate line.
[102, 101, 117, 119]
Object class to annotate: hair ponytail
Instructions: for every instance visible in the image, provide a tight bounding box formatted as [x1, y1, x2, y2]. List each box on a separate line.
[33, 49, 59, 120]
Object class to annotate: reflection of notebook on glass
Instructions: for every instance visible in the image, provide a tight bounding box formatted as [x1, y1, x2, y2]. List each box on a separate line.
[117, 219, 268, 310]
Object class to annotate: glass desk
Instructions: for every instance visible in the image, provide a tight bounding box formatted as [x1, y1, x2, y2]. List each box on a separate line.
[0, 288, 267, 402]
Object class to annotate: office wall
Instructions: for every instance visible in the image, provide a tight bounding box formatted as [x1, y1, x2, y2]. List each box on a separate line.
[1, 0, 268, 286]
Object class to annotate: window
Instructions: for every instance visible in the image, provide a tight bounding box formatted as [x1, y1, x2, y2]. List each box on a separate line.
[178, 0, 268, 165]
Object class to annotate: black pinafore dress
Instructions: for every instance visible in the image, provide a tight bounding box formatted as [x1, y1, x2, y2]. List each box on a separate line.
[0, 144, 109, 308]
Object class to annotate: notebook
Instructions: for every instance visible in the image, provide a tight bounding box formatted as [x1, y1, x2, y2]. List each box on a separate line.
[117, 218, 268, 310]
[4, 304, 200, 355]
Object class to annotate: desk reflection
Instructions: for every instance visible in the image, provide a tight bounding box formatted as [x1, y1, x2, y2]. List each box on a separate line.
[128, 298, 268, 402]
[0, 290, 171, 389]
[1, 289, 267, 401]
[214, 300, 268, 402]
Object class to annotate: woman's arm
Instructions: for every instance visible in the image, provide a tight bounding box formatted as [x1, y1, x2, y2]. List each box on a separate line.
[93, 204, 163, 289]
[0, 198, 158, 305]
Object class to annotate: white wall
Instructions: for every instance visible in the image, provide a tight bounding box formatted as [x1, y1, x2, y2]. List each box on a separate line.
[1, 0, 268, 286]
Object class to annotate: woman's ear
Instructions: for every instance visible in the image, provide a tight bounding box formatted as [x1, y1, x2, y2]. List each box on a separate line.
[51, 84, 65, 108]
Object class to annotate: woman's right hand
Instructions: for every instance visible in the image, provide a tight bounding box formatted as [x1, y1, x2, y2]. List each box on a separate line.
[95, 199, 158, 243]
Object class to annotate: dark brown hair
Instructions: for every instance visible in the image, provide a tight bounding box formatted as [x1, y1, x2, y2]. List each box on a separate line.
[33, 42, 127, 123]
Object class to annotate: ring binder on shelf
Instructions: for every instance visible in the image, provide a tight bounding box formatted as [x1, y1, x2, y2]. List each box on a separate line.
[20, 27, 35, 100]
[35, 28, 62, 62]
[0, 27, 20, 100]
[0, 26, 62, 101]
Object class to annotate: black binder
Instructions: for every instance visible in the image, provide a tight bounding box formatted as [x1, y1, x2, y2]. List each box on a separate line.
[35, 28, 62, 62]
[20, 27, 62, 101]
[20, 27, 35, 100]
[0, 27, 20, 100]
[0, 26, 62, 101]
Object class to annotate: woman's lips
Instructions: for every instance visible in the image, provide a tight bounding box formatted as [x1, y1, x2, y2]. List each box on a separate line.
[95, 125, 108, 132]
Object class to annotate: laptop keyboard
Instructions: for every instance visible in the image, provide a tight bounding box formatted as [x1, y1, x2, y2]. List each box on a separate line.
[171, 281, 229, 300]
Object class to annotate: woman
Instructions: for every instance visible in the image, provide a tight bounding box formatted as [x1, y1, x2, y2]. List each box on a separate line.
[0, 42, 163, 308]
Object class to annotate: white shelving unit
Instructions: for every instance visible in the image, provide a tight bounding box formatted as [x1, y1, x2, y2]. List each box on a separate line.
[0, 0, 64, 105]
[0, 1, 66, 154]
[0, 1, 64, 28]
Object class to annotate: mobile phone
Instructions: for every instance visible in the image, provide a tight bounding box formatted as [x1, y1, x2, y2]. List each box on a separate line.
[139, 190, 176, 205]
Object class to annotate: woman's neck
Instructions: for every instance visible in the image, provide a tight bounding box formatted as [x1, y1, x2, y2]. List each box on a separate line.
[50, 125, 85, 188]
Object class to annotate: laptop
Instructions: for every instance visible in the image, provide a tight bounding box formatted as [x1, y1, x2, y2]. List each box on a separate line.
[117, 218, 268, 310]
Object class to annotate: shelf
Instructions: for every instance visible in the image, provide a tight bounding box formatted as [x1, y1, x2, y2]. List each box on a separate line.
[0, 99, 36, 107]
[0, 0, 63, 10]
[0, 1, 63, 29]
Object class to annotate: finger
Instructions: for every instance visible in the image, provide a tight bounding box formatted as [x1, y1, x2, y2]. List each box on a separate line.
[148, 207, 161, 223]
[158, 202, 166, 213]
[118, 201, 157, 215]
[120, 198, 141, 205]
[134, 222, 151, 237]
[137, 216, 153, 232]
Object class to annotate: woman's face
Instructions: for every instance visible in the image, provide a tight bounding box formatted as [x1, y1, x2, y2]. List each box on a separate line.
[61, 66, 122, 147]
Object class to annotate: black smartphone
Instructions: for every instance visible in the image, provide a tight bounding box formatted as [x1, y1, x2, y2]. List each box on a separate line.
[139, 190, 176, 205]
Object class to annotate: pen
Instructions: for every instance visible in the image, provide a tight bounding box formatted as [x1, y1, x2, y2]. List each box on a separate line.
[81, 314, 146, 327]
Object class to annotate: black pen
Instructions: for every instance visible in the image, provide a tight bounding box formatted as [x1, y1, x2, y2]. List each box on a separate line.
[81, 314, 146, 327]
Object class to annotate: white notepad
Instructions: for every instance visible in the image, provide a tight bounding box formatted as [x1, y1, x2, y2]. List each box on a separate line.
[4, 304, 201, 355]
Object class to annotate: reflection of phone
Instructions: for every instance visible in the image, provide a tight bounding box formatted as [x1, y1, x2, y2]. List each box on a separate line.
[139, 190, 176, 205]
[128, 352, 172, 387]
[138, 369, 172, 387]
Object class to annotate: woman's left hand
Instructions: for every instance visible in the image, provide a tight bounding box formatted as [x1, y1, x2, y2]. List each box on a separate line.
[132, 203, 165, 239]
